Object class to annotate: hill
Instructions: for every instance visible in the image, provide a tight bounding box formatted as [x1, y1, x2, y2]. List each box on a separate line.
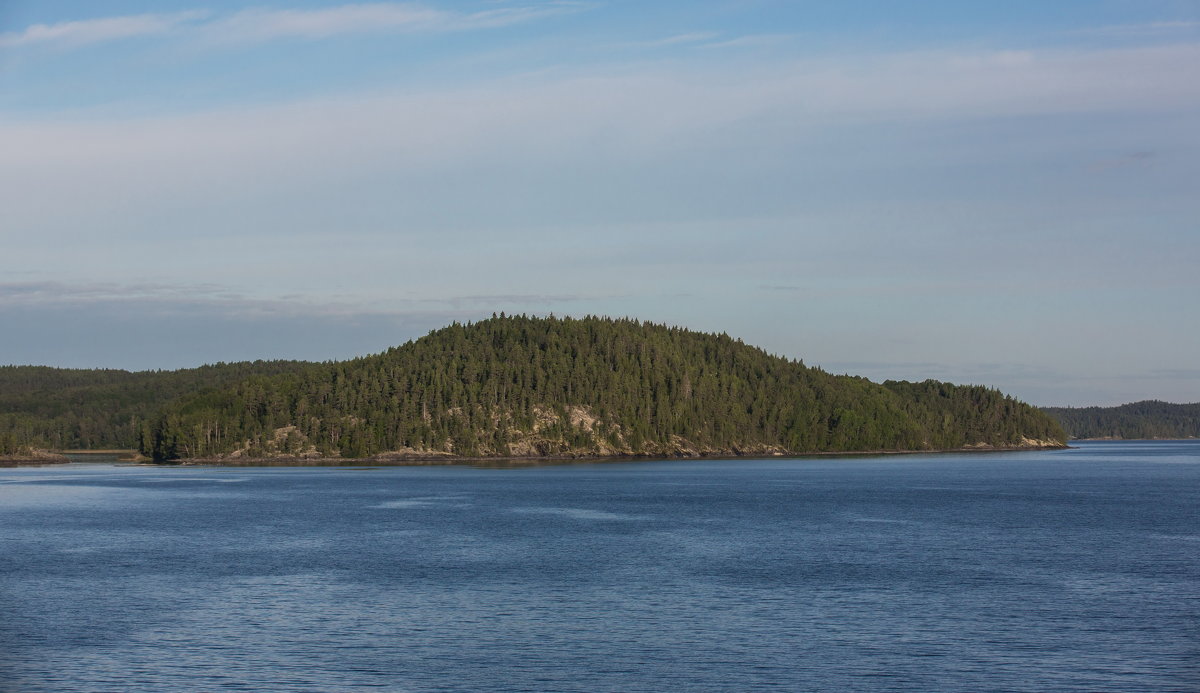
[139, 315, 1066, 461]
[0, 361, 313, 456]
[1043, 401, 1200, 439]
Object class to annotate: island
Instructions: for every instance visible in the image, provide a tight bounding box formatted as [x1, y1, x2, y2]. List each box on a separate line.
[3, 315, 1067, 463]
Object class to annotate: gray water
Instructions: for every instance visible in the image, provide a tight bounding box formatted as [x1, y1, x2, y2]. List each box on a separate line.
[2, 441, 1198, 692]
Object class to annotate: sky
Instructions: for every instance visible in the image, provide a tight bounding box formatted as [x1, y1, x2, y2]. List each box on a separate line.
[1, 0, 1198, 407]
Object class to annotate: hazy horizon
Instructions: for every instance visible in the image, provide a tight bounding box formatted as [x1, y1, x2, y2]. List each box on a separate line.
[3, 1, 1198, 407]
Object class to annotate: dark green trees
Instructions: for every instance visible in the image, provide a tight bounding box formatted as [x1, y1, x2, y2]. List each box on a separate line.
[138, 315, 1066, 460]
[0, 361, 312, 452]
[1043, 401, 1200, 439]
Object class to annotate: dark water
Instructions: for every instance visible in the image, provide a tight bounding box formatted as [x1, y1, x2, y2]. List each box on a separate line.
[2, 441, 1198, 692]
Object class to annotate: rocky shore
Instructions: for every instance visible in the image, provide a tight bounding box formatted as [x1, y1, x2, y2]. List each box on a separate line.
[155, 439, 1068, 467]
[0, 450, 70, 467]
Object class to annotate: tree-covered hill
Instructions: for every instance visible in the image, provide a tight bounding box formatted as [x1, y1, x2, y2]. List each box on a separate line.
[0, 361, 313, 455]
[140, 315, 1066, 461]
[1043, 401, 1200, 439]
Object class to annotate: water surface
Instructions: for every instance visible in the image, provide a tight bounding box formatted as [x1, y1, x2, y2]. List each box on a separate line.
[2, 441, 1197, 691]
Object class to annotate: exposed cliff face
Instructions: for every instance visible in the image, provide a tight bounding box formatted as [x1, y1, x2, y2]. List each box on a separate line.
[960, 437, 1068, 451]
[226, 425, 322, 459]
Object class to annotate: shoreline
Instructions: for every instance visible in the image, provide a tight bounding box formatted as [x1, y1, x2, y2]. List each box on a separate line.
[148, 442, 1069, 467]
[1070, 437, 1198, 441]
[0, 457, 70, 467]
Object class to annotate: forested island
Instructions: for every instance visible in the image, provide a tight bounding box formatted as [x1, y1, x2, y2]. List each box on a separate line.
[1042, 401, 1200, 440]
[3, 315, 1066, 463]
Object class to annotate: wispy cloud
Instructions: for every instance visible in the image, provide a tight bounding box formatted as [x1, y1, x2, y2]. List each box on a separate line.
[1074, 20, 1200, 38]
[626, 32, 720, 49]
[456, 1, 594, 30]
[0, 10, 207, 49]
[1088, 150, 1156, 172]
[0, 2, 590, 51]
[3, 40, 1197, 248]
[0, 281, 598, 318]
[207, 4, 447, 42]
[428, 293, 593, 308]
[203, 2, 590, 43]
[701, 33, 797, 49]
[1143, 368, 1200, 382]
[0, 281, 290, 315]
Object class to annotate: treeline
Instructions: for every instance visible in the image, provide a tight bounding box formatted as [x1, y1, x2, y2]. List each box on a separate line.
[1043, 401, 1200, 439]
[0, 361, 312, 453]
[138, 315, 1065, 461]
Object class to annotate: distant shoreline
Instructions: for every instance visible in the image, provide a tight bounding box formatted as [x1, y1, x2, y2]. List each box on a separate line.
[1070, 437, 1198, 441]
[1, 442, 1075, 469]
[1, 450, 136, 467]
[0, 456, 70, 467]
[144, 442, 1069, 467]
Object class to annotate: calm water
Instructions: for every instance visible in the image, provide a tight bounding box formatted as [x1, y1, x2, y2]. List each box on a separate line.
[2, 441, 1198, 692]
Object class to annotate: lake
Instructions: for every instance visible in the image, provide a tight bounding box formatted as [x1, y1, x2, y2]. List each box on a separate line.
[2, 441, 1197, 692]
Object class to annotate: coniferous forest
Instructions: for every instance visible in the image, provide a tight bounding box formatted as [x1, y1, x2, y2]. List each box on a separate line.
[1042, 401, 1200, 440]
[3, 315, 1067, 461]
[0, 361, 309, 457]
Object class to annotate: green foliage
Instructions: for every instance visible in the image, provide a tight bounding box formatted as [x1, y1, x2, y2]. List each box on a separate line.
[0, 361, 312, 451]
[883, 379, 1066, 448]
[0, 430, 29, 456]
[1043, 401, 1200, 439]
[1, 317, 1066, 459]
[131, 315, 1065, 460]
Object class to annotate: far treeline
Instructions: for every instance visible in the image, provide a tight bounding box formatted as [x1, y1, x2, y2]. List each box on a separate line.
[1042, 401, 1200, 440]
[0, 362, 309, 456]
[4, 315, 1066, 461]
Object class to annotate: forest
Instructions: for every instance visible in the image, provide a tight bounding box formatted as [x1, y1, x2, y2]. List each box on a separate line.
[1042, 401, 1200, 439]
[3, 315, 1067, 461]
[0, 361, 310, 456]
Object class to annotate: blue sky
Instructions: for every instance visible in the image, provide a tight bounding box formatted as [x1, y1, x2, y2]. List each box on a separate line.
[1, 1, 1198, 406]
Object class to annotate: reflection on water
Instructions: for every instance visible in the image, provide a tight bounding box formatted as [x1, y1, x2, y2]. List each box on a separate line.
[2, 441, 1198, 692]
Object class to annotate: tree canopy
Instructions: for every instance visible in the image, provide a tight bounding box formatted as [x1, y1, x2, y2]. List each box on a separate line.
[0, 361, 311, 455]
[3, 316, 1067, 460]
[131, 315, 1066, 460]
[1043, 401, 1200, 439]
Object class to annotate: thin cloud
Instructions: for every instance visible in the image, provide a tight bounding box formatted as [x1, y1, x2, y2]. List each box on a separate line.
[701, 33, 797, 49]
[0, 10, 207, 49]
[1144, 368, 1200, 381]
[626, 32, 720, 49]
[1088, 150, 1156, 172]
[0, 2, 590, 51]
[0, 281, 600, 318]
[0, 286, 382, 321]
[4, 41, 1198, 246]
[209, 4, 447, 42]
[459, 2, 595, 31]
[219, 1, 592, 40]
[427, 293, 589, 307]
[1074, 21, 1200, 38]
[0, 281, 251, 307]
